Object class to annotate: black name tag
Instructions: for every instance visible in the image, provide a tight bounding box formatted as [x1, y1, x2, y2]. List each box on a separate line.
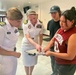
[7, 32, 11, 34]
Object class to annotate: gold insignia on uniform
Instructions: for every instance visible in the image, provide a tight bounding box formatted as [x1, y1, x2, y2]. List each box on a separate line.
[39, 20, 43, 23]
[36, 24, 42, 28]
[24, 20, 28, 24]
[28, 25, 31, 29]
[0, 22, 6, 26]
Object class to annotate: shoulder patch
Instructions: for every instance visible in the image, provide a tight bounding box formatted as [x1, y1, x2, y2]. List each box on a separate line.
[36, 24, 42, 28]
[0, 22, 6, 26]
[39, 20, 43, 23]
[24, 20, 28, 24]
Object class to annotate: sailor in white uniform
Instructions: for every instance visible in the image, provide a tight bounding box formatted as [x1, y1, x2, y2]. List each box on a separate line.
[0, 7, 23, 75]
[21, 10, 43, 75]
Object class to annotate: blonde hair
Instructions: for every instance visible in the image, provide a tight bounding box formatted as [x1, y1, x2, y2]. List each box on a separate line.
[6, 7, 23, 20]
[26, 9, 37, 16]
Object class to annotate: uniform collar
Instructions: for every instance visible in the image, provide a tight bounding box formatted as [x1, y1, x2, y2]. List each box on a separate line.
[5, 19, 16, 30]
[28, 20, 31, 25]
[28, 19, 40, 27]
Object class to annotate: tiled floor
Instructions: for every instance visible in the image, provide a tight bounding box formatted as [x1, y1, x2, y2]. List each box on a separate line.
[16, 30, 76, 75]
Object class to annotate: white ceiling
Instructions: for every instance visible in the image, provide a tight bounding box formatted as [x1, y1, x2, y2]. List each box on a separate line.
[0, 0, 49, 11]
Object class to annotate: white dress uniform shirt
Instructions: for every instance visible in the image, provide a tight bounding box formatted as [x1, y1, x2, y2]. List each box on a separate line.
[21, 19, 43, 66]
[22, 20, 43, 47]
[0, 19, 19, 75]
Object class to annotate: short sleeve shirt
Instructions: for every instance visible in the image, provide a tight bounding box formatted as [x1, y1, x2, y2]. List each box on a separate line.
[47, 19, 60, 39]
[0, 19, 19, 51]
[22, 20, 43, 45]
[47, 19, 60, 49]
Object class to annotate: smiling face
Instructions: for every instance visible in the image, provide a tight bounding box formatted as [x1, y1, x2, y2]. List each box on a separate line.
[28, 14, 37, 25]
[60, 15, 74, 31]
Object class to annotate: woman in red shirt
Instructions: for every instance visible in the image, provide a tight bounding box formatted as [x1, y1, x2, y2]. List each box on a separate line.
[44, 7, 76, 75]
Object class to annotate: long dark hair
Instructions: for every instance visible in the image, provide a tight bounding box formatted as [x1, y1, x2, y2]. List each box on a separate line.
[62, 7, 76, 26]
[58, 9, 61, 17]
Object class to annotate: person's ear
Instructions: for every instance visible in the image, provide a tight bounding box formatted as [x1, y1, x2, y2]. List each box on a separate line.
[71, 20, 74, 24]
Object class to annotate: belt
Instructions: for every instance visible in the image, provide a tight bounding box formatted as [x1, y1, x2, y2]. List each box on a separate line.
[32, 38, 34, 39]
[14, 47, 16, 52]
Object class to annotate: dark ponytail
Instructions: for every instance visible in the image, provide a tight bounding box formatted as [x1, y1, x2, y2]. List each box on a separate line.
[62, 6, 76, 26]
[71, 7, 76, 25]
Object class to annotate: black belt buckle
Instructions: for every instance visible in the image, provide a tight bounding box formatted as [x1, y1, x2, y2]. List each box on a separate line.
[14, 47, 16, 52]
[32, 38, 34, 39]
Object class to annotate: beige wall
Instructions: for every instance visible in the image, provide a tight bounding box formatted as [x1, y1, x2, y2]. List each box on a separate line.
[38, 0, 76, 28]
[24, 0, 76, 34]
[31, 0, 76, 35]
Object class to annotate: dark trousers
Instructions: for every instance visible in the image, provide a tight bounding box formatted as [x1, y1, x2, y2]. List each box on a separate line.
[50, 49, 58, 75]
[56, 64, 76, 75]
